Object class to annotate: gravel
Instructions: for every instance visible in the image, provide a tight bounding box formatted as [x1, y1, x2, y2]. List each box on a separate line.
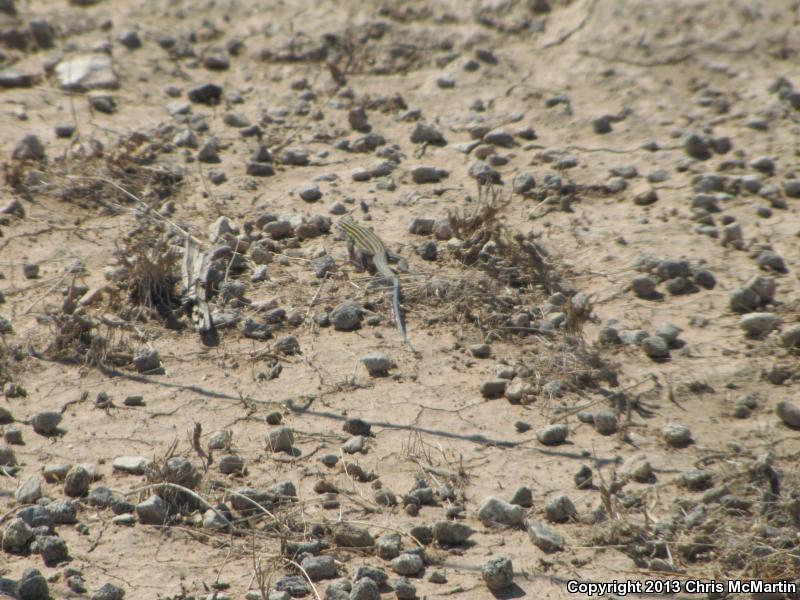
[641, 335, 670, 359]
[776, 401, 800, 428]
[330, 300, 362, 331]
[301, 555, 336, 581]
[91, 582, 126, 600]
[508, 485, 533, 508]
[411, 165, 449, 184]
[482, 556, 514, 591]
[739, 312, 781, 336]
[136, 495, 168, 525]
[266, 427, 294, 453]
[15, 475, 43, 504]
[663, 423, 693, 448]
[632, 275, 658, 298]
[480, 379, 507, 398]
[64, 465, 91, 497]
[391, 553, 423, 576]
[333, 523, 374, 547]
[410, 122, 446, 145]
[38, 535, 69, 566]
[31, 411, 61, 435]
[362, 352, 392, 376]
[593, 411, 618, 435]
[112, 456, 151, 475]
[574, 465, 593, 489]
[544, 494, 576, 523]
[526, 519, 565, 552]
[537, 423, 568, 445]
[432, 521, 473, 544]
[2, 518, 34, 550]
[477, 496, 525, 526]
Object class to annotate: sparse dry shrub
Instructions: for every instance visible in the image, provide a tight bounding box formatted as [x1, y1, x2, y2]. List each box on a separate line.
[0, 342, 13, 387]
[403, 184, 617, 390]
[34, 312, 133, 368]
[112, 224, 182, 322]
[144, 440, 205, 513]
[4, 130, 184, 211]
[588, 454, 800, 581]
[448, 184, 559, 292]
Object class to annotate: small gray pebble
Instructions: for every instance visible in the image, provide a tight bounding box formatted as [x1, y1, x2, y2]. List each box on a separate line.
[218, 454, 245, 475]
[4, 425, 23, 444]
[536, 423, 568, 445]
[342, 435, 365, 454]
[482, 556, 514, 591]
[508, 485, 533, 508]
[64, 466, 91, 497]
[631, 275, 657, 298]
[477, 496, 524, 526]
[298, 185, 322, 202]
[330, 300, 362, 331]
[394, 577, 416, 600]
[545, 494, 576, 523]
[31, 411, 61, 435]
[300, 555, 336, 581]
[391, 553, 423, 576]
[685, 133, 711, 160]
[349, 577, 379, 600]
[663, 423, 693, 448]
[276, 335, 300, 355]
[656, 323, 682, 345]
[432, 520, 473, 544]
[480, 379, 507, 398]
[641, 335, 669, 359]
[91, 582, 125, 600]
[574, 465, 593, 489]
[730, 286, 760, 312]
[266, 427, 294, 453]
[526, 519, 564, 552]
[777, 401, 800, 428]
[38, 535, 69, 566]
[362, 352, 392, 376]
[682, 469, 713, 491]
[136, 495, 168, 525]
[593, 411, 618, 435]
[133, 347, 161, 373]
[739, 312, 781, 336]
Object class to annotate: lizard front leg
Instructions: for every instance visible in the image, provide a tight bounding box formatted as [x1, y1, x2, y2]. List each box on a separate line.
[347, 239, 371, 273]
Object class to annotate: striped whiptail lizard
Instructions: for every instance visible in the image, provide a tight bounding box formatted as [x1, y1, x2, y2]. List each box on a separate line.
[336, 216, 413, 347]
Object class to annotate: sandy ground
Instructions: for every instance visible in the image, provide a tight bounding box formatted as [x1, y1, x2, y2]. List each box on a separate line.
[1, 0, 800, 599]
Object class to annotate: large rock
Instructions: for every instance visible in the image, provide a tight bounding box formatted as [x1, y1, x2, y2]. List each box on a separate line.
[55, 54, 119, 91]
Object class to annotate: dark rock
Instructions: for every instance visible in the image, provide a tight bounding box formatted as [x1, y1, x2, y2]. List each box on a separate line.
[188, 83, 223, 105]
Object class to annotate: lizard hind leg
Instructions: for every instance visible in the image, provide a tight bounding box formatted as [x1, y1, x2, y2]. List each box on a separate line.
[355, 249, 378, 275]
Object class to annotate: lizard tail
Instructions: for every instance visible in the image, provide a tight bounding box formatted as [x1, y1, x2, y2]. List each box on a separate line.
[392, 276, 407, 341]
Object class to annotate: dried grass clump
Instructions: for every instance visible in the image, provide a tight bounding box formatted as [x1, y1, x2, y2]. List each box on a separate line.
[448, 184, 560, 293]
[588, 454, 800, 581]
[4, 130, 184, 211]
[113, 224, 182, 321]
[0, 342, 14, 387]
[34, 313, 132, 367]
[403, 271, 526, 335]
[526, 334, 619, 391]
[144, 440, 205, 513]
[401, 184, 617, 390]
